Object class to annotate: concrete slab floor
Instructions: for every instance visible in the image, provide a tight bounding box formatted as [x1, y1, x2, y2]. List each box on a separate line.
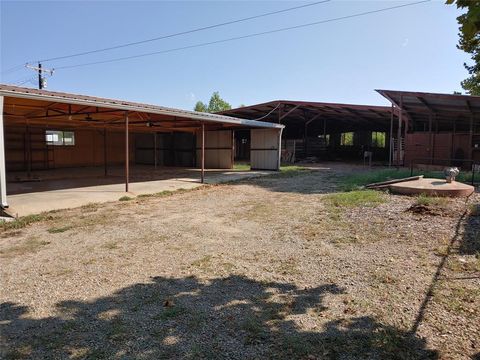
[4, 166, 274, 217]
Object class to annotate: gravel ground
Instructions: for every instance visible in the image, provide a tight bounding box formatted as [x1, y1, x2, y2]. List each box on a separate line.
[0, 164, 479, 359]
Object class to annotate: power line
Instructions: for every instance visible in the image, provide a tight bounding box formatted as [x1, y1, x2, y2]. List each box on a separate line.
[54, 0, 430, 71]
[37, 1, 331, 63]
[251, 103, 282, 121]
[1, 64, 26, 76]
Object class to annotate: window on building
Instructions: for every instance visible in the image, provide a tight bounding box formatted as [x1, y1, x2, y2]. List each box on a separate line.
[340, 132, 354, 146]
[46, 130, 75, 146]
[317, 134, 330, 146]
[371, 131, 386, 148]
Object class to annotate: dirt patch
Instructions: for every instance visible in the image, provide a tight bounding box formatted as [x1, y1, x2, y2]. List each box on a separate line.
[0, 163, 478, 359]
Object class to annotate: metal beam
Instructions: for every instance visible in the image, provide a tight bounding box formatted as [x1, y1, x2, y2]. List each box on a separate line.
[201, 122, 205, 183]
[389, 104, 394, 167]
[417, 97, 436, 113]
[397, 96, 403, 168]
[279, 105, 300, 121]
[125, 112, 129, 192]
[0, 96, 7, 208]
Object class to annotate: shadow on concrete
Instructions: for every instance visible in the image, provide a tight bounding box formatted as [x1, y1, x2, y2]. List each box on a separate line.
[1, 275, 437, 359]
[6, 165, 264, 196]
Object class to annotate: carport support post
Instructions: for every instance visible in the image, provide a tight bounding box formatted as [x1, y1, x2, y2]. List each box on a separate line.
[0, 96, 8, 208]
[201, 122, 205, 183]
[397, 96, 403, 168]
[125, 112, 129, 192]
[278, 127, 284, 170]
[103, 126, 107, 177]
[153, 132, 157, 169]
[389, 104, 394, 167]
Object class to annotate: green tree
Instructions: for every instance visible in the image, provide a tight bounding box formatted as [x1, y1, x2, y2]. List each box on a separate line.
[194, 101, 207, 112]
[448, 0, 480, 95]
[194, 92, 232, 113]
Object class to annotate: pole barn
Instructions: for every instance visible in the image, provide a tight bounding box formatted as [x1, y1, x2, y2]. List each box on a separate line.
[0, 85, 283, 215]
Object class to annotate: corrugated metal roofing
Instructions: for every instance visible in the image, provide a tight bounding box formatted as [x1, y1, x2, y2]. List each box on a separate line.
[0, 84, 283, 129]
[376, 89, 480, 116]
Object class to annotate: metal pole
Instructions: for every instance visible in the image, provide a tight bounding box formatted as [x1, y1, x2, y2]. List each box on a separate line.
[469, 115, 473, 162]
[389, 104, 394, 167]
[26, 119, 31, 179]
[125, 112, 129, 192]
[278, 128, 284, 170]
[201, 123, 205, 183]
[397, 97, 403, 168]
[153, 132, 157, 169]
[304, 121, 309, 158]
[104, 126, 107, 177]
[0, 96, 8, 208]
[231, 130, 235, 169]
[432, 113, 437, 165]
[429, 113, 433, 164]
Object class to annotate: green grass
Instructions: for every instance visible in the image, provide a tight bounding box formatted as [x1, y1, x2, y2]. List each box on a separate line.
[0, 213, 53, 231]
[335, 168, 473, 191]
[325, 190, 386, 208]
[47, 225, 73, 234]
[270, 165, 311, 178]
[414, 194, 448, 207]
[118, 196, 133, 201]
[233, 163, 251, 171]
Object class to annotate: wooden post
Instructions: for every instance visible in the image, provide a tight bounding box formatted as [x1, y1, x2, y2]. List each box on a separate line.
[201, 123, 205, 183]
[125, 112, 129, 192]
[0, 96, 8, 208]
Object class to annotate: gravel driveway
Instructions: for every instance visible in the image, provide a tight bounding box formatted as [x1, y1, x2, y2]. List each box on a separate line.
[1, 164, 479, 359]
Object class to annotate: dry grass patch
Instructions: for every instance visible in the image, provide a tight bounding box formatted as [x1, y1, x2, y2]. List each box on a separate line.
[0, 236, 50, 258]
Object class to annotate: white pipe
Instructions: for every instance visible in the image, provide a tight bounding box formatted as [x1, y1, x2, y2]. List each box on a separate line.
[277, 128, 284, 171]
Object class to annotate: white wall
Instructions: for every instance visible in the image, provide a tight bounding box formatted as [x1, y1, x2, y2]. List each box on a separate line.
[251, 128, 281, 170]
[196, 130, 233, 169]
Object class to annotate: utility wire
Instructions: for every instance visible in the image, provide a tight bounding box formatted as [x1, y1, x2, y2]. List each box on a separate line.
[1, 64, 26, 76]
[54, 0, 430, 70]
[250, 103, 282, 121]
[37, 1, 330, 62]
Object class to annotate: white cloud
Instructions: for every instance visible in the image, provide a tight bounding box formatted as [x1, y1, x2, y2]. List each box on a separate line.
[402, 38, 409, 47]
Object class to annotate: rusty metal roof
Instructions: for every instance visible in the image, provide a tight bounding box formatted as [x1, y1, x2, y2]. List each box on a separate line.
[221, 99, 394, 133]
[0, 84, 283, 129]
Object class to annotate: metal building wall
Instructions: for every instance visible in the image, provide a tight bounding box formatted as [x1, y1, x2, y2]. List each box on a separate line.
[250, 128, 281, 170]
[4, 126, 133, 171]
[195, 130, 233, 169]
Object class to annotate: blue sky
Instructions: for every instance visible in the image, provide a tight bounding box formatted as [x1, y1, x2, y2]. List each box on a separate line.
[0, 1, 469, 109]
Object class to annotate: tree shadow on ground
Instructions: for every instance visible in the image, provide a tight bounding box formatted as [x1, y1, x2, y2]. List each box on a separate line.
[232, 167, 348, 195]
[1, 275, 437, 359]
[460, 205, 480, 255]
